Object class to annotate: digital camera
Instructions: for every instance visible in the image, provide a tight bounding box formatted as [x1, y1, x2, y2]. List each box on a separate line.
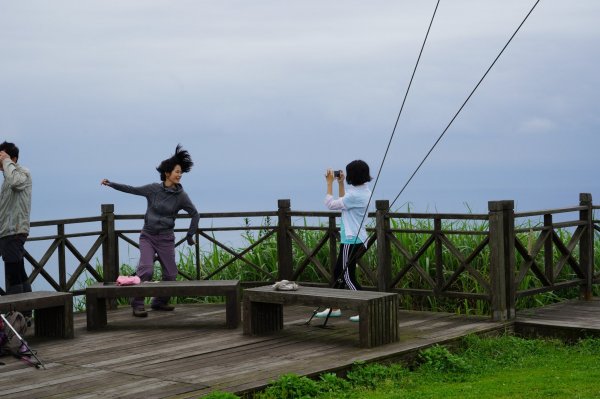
[334, 170, 342, 178]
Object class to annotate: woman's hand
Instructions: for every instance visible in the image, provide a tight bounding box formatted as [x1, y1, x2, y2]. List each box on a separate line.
[325, 169, 335, 184]
[101, 178, 110, 186]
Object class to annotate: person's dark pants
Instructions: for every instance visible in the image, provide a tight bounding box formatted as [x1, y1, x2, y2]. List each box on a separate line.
[332, 243, 364, 290]
[131, 231, 177, 310]
[0, 234, 32, 316]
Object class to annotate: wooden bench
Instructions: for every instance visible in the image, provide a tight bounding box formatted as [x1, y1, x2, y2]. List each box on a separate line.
[243, 286, 399, 348]
[0, 291, 74, 339]
[85, 280, 241, 330]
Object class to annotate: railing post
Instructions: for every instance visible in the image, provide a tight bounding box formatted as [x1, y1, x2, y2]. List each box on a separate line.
[544, 214, 554, 283]
[579, 193, 593, 300]
[277, 199, 293, 281]
[195, 236, 201, 280]
[488, 200, 515, 321]
[328, 216, 338, 286]
[434, 217, 443, 295]
[57, 223, 66, 292]
[376, 200, 391, 292]
[101, 204, 118, 285]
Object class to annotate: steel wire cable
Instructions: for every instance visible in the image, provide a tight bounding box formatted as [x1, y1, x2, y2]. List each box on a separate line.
[389, 0, 541, 209]
[335, 0, 542, 286]
[351, 0, 440, 244]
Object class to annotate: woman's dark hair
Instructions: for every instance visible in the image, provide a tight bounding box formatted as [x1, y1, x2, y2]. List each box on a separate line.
[0, 141, 19, 161]
[156, 144, 193, 181]
[345, 160, 371, 186]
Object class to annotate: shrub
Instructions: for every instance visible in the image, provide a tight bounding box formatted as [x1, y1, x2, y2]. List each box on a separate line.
[202, 391, 239, 399]
[317, 372, 351, 394]
[256, 374, 321, 399]
[346, 361, 408, 390]
[417, 345, 471, 377]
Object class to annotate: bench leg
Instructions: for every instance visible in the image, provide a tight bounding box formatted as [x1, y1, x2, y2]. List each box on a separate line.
[63, 295, 74, 338]
[358, 304, 372, 348]
[243, 299, 283, 336]
[35, 305, 72, 338]
[358, 297, 399, 348]
[86, 294, 107, 330]
[225, 289, 240, 329]
[373, 295, 399, 346]
[390, 295, 399, 343]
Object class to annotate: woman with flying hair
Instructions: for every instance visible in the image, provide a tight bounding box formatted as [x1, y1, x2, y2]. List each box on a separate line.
[101, 145, 199, 317]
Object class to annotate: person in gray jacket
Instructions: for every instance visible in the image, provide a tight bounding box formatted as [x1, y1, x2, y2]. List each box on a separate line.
[101, 145, 200, 317]
[0, 142, 33, 299]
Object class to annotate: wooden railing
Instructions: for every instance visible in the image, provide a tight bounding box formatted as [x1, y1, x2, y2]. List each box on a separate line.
[107, 205, 279, 284]
[18, 194, 598, 320]
[26, 215, 105, 296]
[380, 201, 496, 314]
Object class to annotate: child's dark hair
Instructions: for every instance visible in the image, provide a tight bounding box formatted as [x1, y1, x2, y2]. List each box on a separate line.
[0, 141, 19, 161]
[156, 144, 193, 181]
[345, 160, 371, 186]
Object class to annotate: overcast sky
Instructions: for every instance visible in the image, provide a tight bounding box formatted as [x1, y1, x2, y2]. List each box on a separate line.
[1, 0, 599, 222]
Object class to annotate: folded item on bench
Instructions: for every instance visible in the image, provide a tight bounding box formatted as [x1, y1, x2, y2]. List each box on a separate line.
[272, 280, 299, 291]
[116, 276, 141, 286]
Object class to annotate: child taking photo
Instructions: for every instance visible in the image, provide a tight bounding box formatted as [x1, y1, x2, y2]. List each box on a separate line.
[318, 160, 372, 322]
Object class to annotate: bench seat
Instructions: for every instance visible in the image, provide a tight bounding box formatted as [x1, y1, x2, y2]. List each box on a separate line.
[0, 291, 74, 339]
[85, 280, 240, 330]
[243, 285, 399, 348]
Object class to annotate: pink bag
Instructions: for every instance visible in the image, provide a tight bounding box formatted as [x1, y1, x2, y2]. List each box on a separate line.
[116, 275, 141, 286]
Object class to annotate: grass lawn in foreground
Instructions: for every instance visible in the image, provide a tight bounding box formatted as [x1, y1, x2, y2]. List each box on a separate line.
[245, 335, 600, 399]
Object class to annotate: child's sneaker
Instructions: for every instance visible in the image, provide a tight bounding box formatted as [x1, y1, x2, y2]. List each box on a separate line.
[349, 315, 360, 322]
[315, 308, 341, 318]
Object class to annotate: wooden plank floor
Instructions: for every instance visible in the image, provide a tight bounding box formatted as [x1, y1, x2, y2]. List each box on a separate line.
[515, 297, 600, 339]
[0, 303, 507, 398]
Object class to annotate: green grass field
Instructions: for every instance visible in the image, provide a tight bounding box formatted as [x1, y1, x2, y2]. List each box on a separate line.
[204, 335, 600, 399]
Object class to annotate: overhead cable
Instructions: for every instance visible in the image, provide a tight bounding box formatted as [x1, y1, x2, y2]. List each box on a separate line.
[353, 0, 441, 241]
[390, 0, 542, 209]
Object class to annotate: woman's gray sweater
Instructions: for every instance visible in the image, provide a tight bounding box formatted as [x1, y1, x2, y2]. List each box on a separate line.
[108, 181, 199, 237]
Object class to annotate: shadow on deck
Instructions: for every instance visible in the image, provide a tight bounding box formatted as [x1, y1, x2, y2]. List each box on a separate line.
[2, 299, 598, 398]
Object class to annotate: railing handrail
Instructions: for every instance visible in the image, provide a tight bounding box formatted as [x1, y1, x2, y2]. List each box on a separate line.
[30, 216, 104, 227]
[388, 212, 489, 220]
[515, 205, 587, 218]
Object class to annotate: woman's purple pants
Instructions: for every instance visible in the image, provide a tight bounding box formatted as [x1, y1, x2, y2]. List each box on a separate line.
[131, 231, 178, 310]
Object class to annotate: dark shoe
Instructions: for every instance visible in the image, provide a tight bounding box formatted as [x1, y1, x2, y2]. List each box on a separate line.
[132, 308, 148, 317]
[151, 304, 175, 311]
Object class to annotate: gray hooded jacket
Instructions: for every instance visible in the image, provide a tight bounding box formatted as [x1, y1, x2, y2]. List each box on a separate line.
[108, 181, 199, 237]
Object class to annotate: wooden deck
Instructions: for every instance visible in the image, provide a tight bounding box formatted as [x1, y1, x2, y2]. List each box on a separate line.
[3, 299, 600, 398]
[515, 298, 600, 340]
[0, 303, 508, 398]
[2, 299, 600, 398]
